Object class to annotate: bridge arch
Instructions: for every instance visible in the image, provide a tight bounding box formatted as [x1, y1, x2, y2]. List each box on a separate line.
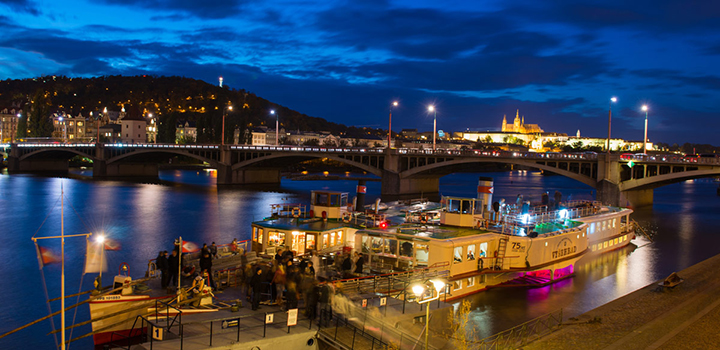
[106, 149, 220, 168]
[400, 157, 598, 188]
[620, 168, 720, 191]
[231, 153, 383, 177]
[19, 148, 97, 162]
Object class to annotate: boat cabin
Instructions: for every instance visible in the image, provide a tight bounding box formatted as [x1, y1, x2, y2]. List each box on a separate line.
[310, 190, 350, 220]
[251, 219, 353, 256]
[441, 196, 486, 227]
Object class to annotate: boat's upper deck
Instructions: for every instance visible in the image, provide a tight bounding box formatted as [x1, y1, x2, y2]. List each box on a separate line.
[253, 217, 354, 233]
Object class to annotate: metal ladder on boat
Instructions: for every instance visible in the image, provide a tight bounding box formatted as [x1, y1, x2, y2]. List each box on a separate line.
[495, 237, 509, 270]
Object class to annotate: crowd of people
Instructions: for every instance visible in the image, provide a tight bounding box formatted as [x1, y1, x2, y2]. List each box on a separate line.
[154, 239, 368, 322]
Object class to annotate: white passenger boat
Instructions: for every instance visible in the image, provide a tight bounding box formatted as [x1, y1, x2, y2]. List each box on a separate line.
[250, 178, 635, 299]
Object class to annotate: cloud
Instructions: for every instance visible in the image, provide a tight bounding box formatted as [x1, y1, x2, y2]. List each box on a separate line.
[0, 0, 40, 15]
[98, 0, 247, 19]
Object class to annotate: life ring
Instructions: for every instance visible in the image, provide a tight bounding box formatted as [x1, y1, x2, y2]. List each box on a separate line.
[292, 207, 300, 218]
[342, 212, 351, 223]
[420, 215, 427, 224]
[182, 264, 196, 277]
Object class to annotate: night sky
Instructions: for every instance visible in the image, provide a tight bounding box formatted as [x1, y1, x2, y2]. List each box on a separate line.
[1, 0, 719, 145]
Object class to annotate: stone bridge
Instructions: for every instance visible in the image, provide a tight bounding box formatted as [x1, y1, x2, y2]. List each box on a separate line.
[4, 143, 720, 207]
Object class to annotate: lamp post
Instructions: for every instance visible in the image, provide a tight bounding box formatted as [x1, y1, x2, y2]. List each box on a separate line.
[270, 110, 279, 145]
[96, 234, 105, 290]
[388, 101, 398, 149]
[428, 105, 437, 151]
[607, 97, 617, 153]
[59, 116, 67, 143]
[222, 105, 233, 145]
[147, 113, 157, 143]
[411, 279, 446, 350]
[641, 105, 649, 154]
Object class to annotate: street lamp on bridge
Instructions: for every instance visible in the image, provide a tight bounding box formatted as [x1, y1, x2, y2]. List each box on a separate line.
[428, 105, 437, 151]
[222, 105, 233, 145]
[388, 101, 398, 149]
[270, 109, 279, 145]
[641, 105, 649, 154]
[607, 97, 617, 153]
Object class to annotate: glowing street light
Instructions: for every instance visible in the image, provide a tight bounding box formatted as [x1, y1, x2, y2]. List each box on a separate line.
[58, 116, 67, 143]
[410, 279, 446, 350]
[428, 105, 437, 151]
[222, 105, 233, 145]
[270, 109, 279, 145]
[641, 105, 649, 154]
[95, 234, 105, 290]
[607, 97, 617, 153]
[388, 101, 398, 149]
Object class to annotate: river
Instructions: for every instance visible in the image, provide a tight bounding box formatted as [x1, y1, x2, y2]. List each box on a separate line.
[1, 169, 719, 349]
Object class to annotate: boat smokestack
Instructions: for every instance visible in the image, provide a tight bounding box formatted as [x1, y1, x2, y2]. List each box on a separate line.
[477, 176, 494, 212]
[356, 180, 367, 212]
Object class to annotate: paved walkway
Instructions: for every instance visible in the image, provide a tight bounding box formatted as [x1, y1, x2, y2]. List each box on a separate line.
[522, 254, 720, 350]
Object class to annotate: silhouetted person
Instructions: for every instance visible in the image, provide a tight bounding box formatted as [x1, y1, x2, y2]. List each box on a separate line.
[156, 251, 169, 289]
[167, 250, 179, 290]
[354, 253, 365, 275]
[251, 267, 264, 310]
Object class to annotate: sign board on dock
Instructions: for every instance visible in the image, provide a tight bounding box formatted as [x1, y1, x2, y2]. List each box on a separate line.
[362, 299, 368, 308]
[266, 313, 274, 324]
[222, 318, 239, 329]
[380, 297, 387, 306]
[152, 326, 164, 340]
[287, 309, 298, 326]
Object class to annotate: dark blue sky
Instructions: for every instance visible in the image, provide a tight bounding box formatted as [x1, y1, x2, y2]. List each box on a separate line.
[1, 0, 719, 145]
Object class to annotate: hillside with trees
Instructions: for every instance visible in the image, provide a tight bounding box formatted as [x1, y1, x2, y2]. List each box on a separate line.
[0, 75, 386, 143]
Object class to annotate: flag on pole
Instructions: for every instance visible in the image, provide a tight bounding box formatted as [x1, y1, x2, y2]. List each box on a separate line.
[37, 246, 60, 268]
[182, 241, 199, 253]
[84, 242, 108, 274]
[103, 238, 121, 251]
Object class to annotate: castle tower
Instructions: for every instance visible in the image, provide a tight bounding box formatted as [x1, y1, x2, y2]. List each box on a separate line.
[514, 110, 521, 128]
[501, 114, 507, 132]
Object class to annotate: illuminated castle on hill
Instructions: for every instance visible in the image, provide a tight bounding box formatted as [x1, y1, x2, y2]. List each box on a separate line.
[501, 110, 544, 134]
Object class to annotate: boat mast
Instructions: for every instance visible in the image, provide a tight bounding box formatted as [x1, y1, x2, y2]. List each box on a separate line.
[61, 185, 65, 350]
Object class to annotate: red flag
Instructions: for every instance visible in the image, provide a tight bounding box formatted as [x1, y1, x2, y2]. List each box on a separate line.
[182, 241, 199, 253]
[39, 246, 60, 266]
[103, 238, 121, 251]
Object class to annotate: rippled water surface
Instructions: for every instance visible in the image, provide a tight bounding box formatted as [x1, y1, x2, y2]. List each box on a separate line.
[1, 170, 718, 348]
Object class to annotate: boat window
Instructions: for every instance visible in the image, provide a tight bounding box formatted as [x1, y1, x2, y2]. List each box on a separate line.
[602, 221, 607, 231]
[400, 241, 413, 258]
[315, 193, 328, 206]
[267, 231, 285, 246]
[252, 227, 258, 241]
[589, 223, 595, 234]
[479, 242, 488, 258]
[415, 243, 429, 250]
[258, 229, 263, 244]
[336, 231, 343, 245]
[603, 241, 608, 248]
[415, 248, 429, 264]
[467, 277, 475, 287]
[473, 200, 483, 215]
[447, 199, 460, 213]
[330, 194, 339, 206]
[292, 232, 305, 255]
[306, 234, 316, 250]
[453, 246, 463, 263]
[322, 233, 329, 249]
[460, 200, 471, 214]
[591, 244, 596, 252]
[330, 232, 336, 246]
[341, 194, 348, 206]
[361, 236, 371, 254]
[385, 238, 398, 256]
[453, 280, 462, 291]
[371, 237, 383, 254]
[613, 218, 616, 228]
[467, 245, 476, 260]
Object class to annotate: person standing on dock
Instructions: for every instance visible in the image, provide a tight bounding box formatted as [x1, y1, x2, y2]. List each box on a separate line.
[310, 250, 320, 278]
[354, 253, 365, 275]
[210, 242, 218, 259]
[251, 267, 264, 310]
[200, 251, 215, 290]
[156, 251, 169, 289]
[554, 190, 562, 209]
[168, 250, 179, 291]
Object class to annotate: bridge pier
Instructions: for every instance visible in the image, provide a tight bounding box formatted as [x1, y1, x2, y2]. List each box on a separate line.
[621, 189, 654, 208]
[596, 180, 654, 208]
[381, 171, 440, 200]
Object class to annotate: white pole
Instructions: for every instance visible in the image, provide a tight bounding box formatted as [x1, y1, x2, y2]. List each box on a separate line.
[177, 236, 182, 292]
[61, 185, 65, 350]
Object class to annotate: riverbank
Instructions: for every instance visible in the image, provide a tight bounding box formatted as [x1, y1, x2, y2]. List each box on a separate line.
[522, 252, 720, 350]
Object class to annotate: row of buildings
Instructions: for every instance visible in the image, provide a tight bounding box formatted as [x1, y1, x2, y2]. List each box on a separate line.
[1, 107, 652, 152]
